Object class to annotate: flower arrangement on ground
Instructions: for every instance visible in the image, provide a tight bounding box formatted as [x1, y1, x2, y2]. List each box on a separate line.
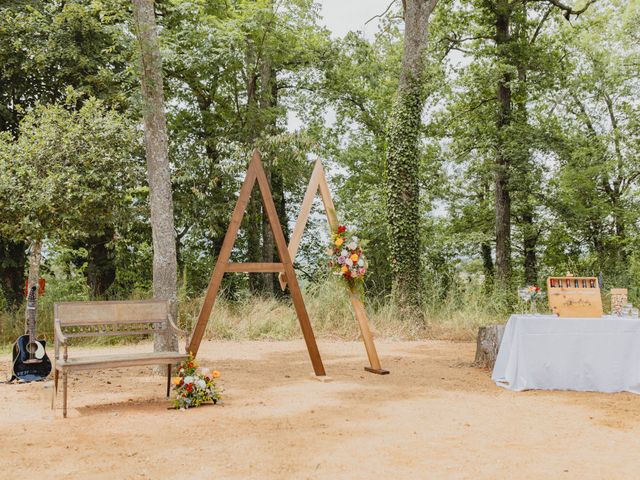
[327, 225, 368, 292]
[172, 354, 221, 410]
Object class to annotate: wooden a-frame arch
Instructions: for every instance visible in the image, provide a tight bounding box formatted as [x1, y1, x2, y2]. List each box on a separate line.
[278, 159, 389, 375]
[187, 149, 326, 377]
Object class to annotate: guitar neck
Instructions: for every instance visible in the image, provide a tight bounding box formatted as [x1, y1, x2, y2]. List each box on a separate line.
[26, 286, 38, 342]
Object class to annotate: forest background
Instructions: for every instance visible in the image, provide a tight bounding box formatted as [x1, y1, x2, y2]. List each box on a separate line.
[0, 0, 638, 346]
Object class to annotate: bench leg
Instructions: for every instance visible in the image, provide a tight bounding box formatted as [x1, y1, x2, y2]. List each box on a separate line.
[62, 371, 68, 419]
[51, 369, 59, 410]
[166, 364, 172, 399]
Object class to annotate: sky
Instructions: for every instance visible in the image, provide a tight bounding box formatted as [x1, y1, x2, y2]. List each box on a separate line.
[287, 1, 394, 131]
[318, 0, 393, 39]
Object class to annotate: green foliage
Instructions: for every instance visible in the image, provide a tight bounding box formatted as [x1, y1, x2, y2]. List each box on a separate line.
[0, 95, 138, 243]
[0, 0, 639, 339]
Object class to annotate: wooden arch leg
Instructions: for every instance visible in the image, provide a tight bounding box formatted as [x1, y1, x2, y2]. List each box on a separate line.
[188, 150, 326, 377]
[350, 293, 389, 375]
[279, 158, 388, 375]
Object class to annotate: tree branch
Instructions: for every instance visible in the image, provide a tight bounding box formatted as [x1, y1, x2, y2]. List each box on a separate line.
[530, 6, 553, 44]
[530, 0, 598, 20]
[365, 0, 399, 25]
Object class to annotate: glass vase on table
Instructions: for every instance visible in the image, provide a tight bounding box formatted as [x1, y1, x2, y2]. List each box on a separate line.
[518, 288, 530, 314]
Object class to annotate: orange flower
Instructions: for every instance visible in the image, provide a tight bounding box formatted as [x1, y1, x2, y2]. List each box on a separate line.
[212, 370, 221, 378]
[171, 377, 181, 385]
[341, 265, 348, 273]
[335, 237, 344, 247]
[350, 253, 359, 262]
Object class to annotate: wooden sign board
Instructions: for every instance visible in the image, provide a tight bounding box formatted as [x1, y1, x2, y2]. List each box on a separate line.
[546, 276, 603, 317]
[610, 288, 628, 315]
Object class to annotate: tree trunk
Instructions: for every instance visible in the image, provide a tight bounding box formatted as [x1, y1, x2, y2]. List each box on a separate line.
[132, 0, 178, 354]
[481, 242, 494, 288]
[522, 209, 538, 285]
[386, 0, 438, 309]
[0, 238, 26, 309]
[261, 157, 275, 294]
[24, 239, 42, 333]
[494, 0, 513, 288]
[259, 61, 278, 295]
[247, 189, 264, 294]
[244, 39, 264, 294]
[473, 324, 505, 369]
[271, 167, 289, 297]
[86, 230, 116, 298]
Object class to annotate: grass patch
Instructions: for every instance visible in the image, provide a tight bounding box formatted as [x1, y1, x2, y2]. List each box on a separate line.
[1, 277, 527, 349]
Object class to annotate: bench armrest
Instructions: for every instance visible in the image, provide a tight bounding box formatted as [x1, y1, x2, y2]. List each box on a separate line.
[167, 313, 190, 339]
[54, 320, 68, 345]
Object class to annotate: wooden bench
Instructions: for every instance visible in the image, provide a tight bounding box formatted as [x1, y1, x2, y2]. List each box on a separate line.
[52, 300, 189, 418]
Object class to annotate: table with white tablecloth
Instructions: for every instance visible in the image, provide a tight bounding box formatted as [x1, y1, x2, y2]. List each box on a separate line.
[492, 314, 640, 393]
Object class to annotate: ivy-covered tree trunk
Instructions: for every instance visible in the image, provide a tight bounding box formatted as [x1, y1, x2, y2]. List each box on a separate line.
[132, 0, 178, 354]
[386, 0, 438, 308]
[0, 238, 26, 309]
[494, 0, 513, 288]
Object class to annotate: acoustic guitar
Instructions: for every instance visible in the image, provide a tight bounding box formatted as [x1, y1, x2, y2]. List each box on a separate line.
[11, 285, 51, 382]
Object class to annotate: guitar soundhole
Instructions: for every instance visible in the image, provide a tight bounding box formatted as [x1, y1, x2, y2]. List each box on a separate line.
[26, 342, 37, 354]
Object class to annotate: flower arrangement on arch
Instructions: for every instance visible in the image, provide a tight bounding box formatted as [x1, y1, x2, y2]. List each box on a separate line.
[172, 354, 222, 410]
[327, 225, 368, 291]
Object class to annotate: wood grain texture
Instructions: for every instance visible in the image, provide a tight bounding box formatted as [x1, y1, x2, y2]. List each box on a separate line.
[278, 159, 337, 291]
[53, 299, 184, 418]
[546, 276, 604, 317]
[226, 262, 285, 273]
[350, 293, 383, 371]
[187, 150, 326, 376]
[55, 300, 168, 325]
[187, 152, 259, 356]
[277, 159, 386, 374]
[55, 352, 188, 371]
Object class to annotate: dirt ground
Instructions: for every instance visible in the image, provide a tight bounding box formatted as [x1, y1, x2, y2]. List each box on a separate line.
[1, 339, 640, 479]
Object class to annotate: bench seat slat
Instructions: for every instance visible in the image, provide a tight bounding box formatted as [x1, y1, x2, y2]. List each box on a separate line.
[61, 318, 166, 327]
[64, 330, 157, 338]
[56, 352, 188, 371]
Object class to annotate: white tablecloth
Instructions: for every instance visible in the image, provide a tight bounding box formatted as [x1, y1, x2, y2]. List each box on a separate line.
[492, 314, 640, 393]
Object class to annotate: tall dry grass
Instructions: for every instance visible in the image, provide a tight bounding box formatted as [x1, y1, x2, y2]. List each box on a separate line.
[1, 276, 519, 351]
[177, 277, 515, 343]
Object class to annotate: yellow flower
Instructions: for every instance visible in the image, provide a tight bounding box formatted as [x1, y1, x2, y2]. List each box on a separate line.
[212, 370, 221, 378]
[171, 377, 181, 385]
[341, 265, 348, 273]
[335, 237, 344, 247]
[350, 253, 359, 262]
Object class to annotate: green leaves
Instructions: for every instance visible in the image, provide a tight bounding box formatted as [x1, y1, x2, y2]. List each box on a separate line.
[0, 96, 138, 244]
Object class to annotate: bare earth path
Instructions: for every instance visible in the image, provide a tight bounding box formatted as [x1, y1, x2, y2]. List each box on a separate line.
[1, 339, 640, 479]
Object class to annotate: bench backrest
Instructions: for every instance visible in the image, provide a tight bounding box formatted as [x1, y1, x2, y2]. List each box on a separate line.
[54, 300, 169, 339]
